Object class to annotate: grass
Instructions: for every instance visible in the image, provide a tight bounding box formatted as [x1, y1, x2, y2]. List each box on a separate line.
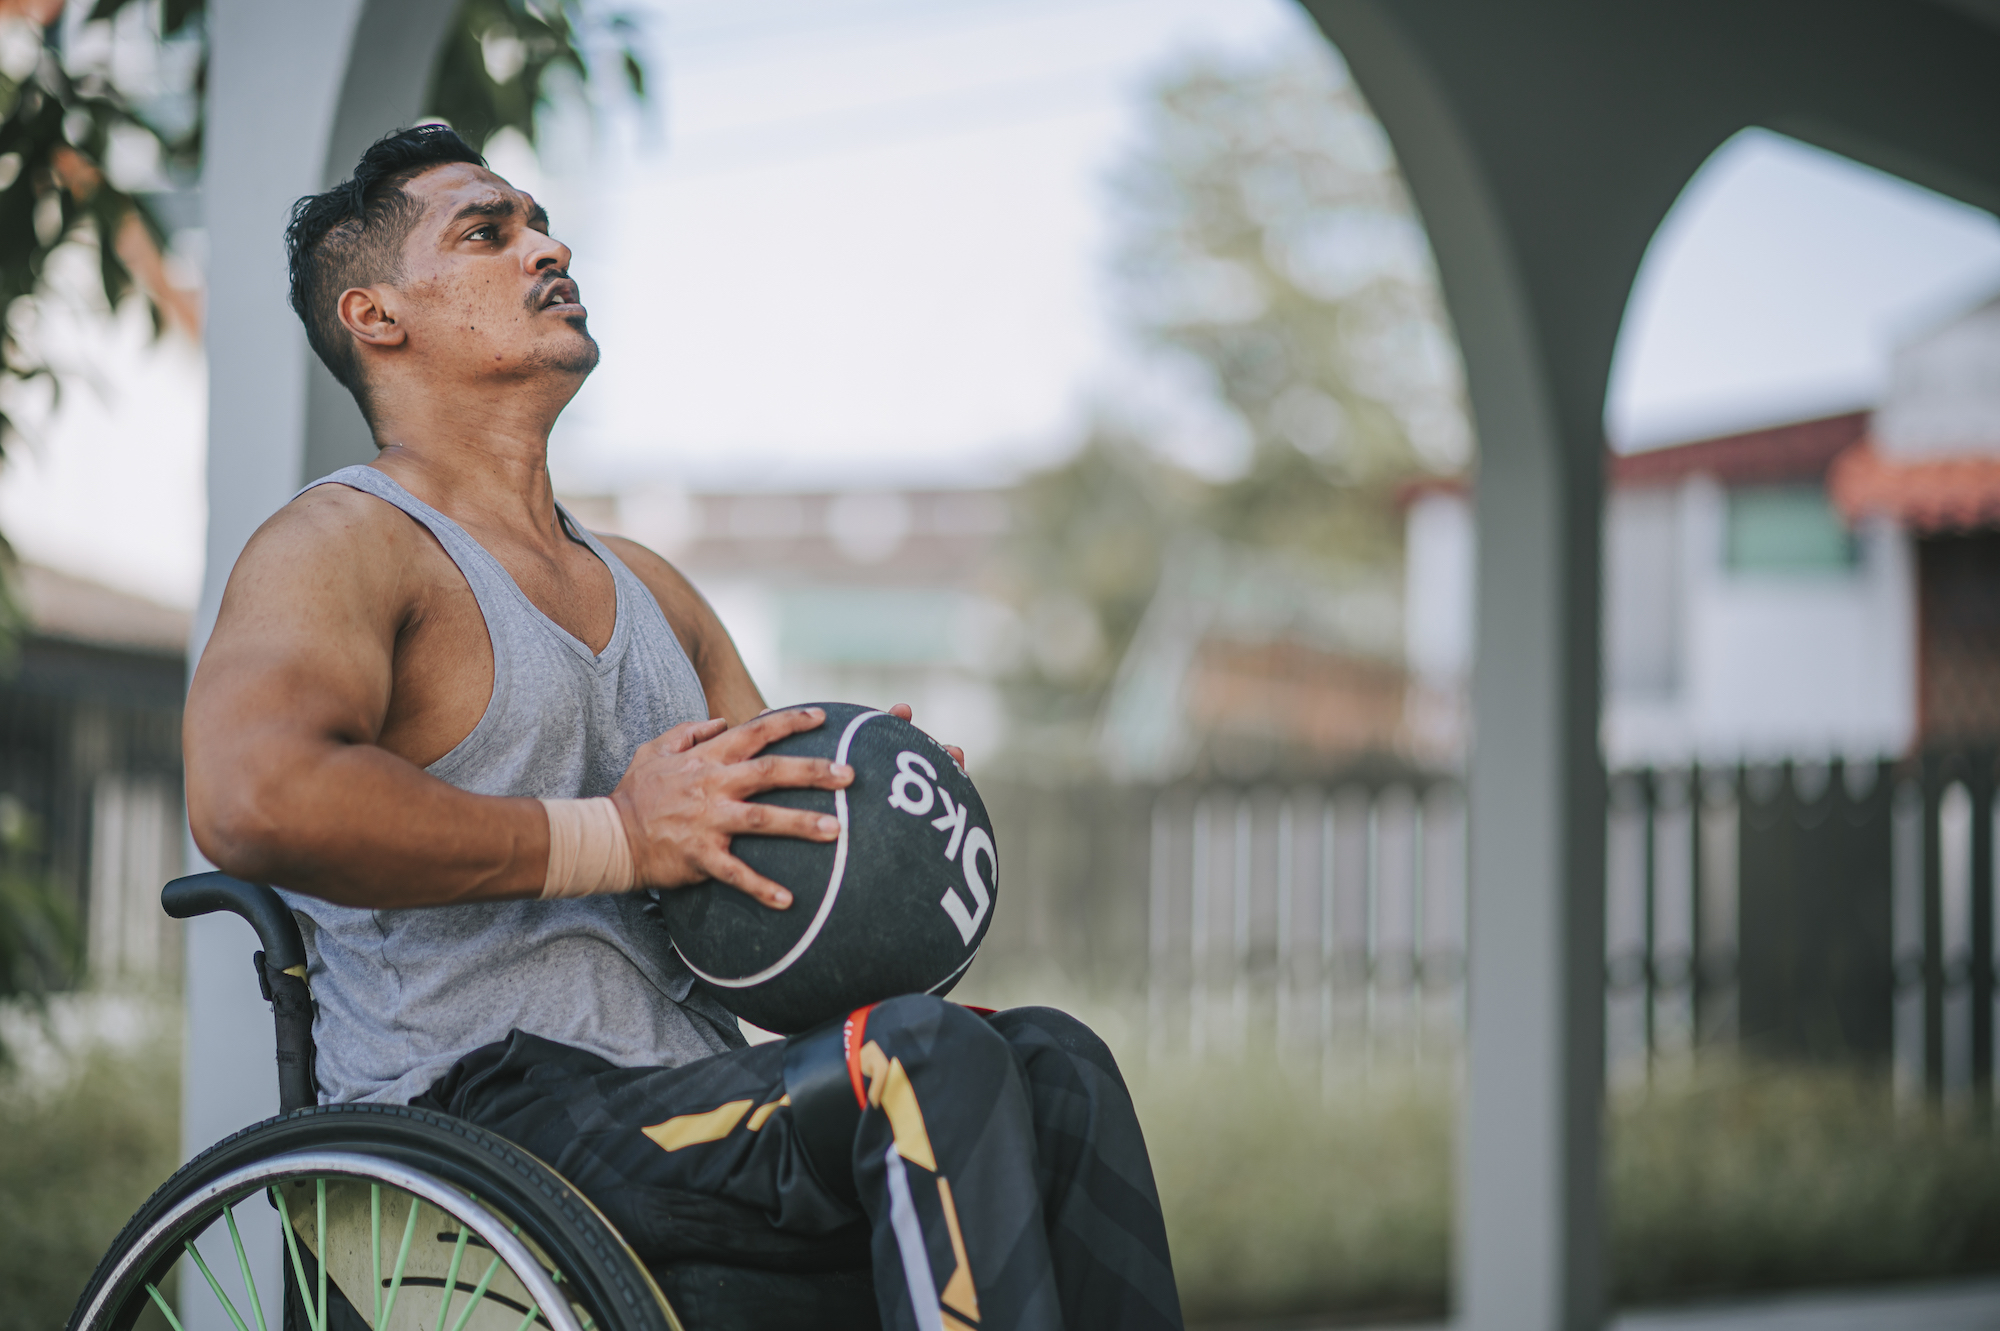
[0, 996, 180, 1331]
[1130, 1047, 2000, 1326]
[1134, 1055, 1454, 1325]
[14, 984, 2000, 1329]
[1610, 1060, 2000, 1305]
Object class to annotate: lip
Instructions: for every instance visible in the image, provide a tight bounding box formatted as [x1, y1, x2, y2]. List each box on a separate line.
[539, 278, 582, 311]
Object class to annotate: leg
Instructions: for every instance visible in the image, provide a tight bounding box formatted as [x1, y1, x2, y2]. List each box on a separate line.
[850, 996, 1183, 1331]
[987, 1007, 1183, 1331]
[413, 1029, 871, 1270]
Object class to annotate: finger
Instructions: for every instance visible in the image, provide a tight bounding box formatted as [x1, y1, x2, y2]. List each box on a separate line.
[703, 853, 794, 909]
[719, 799, 842, 842]
[726, 755, 854, 794]
[889, 703, 914, 721]
[706, 705, 825, 761]
[945, 745, 967, 771]
[657, 717, 727, 755]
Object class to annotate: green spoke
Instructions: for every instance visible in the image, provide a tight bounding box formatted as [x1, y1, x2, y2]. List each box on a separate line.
[446, 1253, 506, 1331]
[223, 1203, 270, 1331]
[316, 1180, 327, 1331]
[186, 1240, 254, 1331]
[144, 1282, 188, 1331]
[270, 1186, 322, 1331]
[507, 1305, 543, 1331]
[379, 1195, 423, 1330]
[372, 1184, 383, 1328]
[435, 1222, 472, 1331]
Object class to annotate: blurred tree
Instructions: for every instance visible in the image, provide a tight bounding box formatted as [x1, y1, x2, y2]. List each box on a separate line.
[0, 0, 647, 445]
[0, 0, 644, 1011]
[996, 428, 1202, 747]
[1112, 45, 1462, 566]
[999, 44, 1467, 760]
[0, 795, 77, 1061]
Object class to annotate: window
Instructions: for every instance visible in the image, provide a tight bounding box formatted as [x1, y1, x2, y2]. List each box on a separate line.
[1725, 486, 1856, 573]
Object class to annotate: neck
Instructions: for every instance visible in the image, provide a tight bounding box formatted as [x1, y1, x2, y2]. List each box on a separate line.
[364, 374, 578, 539]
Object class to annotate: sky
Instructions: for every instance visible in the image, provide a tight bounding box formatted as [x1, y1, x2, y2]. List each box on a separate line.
[526, 0, 1318, 492]
[3, 0, 2000, 606]
[1606, 129, 2000, 451]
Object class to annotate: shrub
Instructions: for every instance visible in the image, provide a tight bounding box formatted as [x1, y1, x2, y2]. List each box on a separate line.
[1609, 1060, 2000, 1304]
[0, 999, 180, 1330]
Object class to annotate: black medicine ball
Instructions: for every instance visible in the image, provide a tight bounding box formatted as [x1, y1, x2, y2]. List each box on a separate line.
[656, 702, 999, 1034]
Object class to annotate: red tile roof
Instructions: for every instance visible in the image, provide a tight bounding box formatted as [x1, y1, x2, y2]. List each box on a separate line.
[1610, 411, 1871, 488]
[1828, 439, 2000, 533]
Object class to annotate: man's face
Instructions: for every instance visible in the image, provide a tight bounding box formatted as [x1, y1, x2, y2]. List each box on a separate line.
[379, 162, 599, 387]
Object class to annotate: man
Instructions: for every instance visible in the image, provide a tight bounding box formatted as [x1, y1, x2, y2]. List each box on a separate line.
[185, 124, 1181, 1331]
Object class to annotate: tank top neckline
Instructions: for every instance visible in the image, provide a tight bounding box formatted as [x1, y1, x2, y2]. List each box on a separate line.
[317, 465, 632, 673]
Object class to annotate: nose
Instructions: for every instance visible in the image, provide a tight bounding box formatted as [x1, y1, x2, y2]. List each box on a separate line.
[527, 229, 571, 274]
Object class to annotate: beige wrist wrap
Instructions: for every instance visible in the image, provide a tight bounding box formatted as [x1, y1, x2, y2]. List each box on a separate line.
[539, 797, 639, 898]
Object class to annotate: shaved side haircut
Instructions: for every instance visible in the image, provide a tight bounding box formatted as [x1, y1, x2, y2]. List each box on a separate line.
[285, 125, 486, 416]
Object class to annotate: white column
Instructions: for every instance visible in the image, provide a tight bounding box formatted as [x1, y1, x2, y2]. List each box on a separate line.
[1295, 5, 1607, 1327]
[187, 2, 456, 1325]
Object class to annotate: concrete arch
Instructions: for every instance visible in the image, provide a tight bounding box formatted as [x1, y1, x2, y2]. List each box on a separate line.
[1300, 3, 2000, 1328]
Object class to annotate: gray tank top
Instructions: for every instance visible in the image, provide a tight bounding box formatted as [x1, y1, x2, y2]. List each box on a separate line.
[280, 465, 745, 1105]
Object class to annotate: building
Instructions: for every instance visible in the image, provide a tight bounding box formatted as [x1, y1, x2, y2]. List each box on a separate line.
[1, 563, 188, 985]
[560, 486, 1017, 765]
[1832, 292, 2000, 745]
[1407, 290, 2000, 770]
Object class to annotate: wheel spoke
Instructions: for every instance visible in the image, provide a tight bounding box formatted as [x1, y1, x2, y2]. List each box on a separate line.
[144, 1282, 188, 1331]
[435, 1222, 472, 1331]
[316, 1180, 327, 1331]
[223, 1203, 270, 1331]
[379, 1194, 423, 1329]
[186, 1239, 254, 1331]
[507, 1305, 544, 1331]
[446, 1252, 506, 1331]
[372, 1183, 383, 1328]
[270, 1186, 323, 1331]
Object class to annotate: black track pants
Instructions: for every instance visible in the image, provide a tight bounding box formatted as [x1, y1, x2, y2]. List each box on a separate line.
[411, 995, 1184, 1331]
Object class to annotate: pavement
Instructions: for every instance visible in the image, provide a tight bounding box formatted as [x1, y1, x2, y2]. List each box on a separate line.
[1295, 1280, 2000, 1331]
[1612, 1279, 2000, 1331]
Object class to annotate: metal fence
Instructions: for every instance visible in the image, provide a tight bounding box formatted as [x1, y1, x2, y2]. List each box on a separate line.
[976, 752, 1993, 1094]
[976, 773, 1466, 1072]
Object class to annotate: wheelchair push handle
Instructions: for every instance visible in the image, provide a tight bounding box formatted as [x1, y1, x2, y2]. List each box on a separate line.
[162, 871, 307, 972]
[162, 872, 317, 1113]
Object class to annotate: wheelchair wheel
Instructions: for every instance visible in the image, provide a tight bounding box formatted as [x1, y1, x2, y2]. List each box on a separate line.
[68, 1104, 683, 1331]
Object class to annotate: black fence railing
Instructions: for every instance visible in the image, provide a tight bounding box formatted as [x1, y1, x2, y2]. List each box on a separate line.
[971, 752, 1988, 1094]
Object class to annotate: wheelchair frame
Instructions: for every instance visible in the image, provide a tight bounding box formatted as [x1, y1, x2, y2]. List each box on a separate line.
[69, 872, 885, 1331]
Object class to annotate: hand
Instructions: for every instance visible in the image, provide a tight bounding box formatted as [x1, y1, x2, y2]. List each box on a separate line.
[889, 702, 966, 771]
[610, 707, 854, 909]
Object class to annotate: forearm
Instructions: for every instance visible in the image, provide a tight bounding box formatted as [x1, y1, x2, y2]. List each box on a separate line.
[189, 741, 549, 909]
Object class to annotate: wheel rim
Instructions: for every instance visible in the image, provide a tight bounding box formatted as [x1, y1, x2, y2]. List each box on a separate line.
[75, 1150, 590, 1331]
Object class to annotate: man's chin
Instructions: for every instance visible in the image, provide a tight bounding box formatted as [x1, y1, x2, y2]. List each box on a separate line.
[530, 328, 601, 377]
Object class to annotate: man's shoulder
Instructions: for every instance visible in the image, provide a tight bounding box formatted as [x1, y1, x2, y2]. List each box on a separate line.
[228, 476, 437, 606]
[251, 477, 427, 559]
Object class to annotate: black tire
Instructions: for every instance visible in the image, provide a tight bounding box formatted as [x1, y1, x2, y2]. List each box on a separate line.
[67, 1103, 681, 1331]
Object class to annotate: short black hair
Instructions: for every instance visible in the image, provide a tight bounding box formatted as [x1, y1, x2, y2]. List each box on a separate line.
[285, 124, 487, 412]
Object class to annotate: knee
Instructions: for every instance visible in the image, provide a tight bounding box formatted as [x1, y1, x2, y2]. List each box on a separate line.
[991, 1005, 1122, 1077]
[866, 993, 1015, 1076]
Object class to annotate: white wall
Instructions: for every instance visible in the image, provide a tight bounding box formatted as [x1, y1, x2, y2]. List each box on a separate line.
[1406, 482, 1918, 770]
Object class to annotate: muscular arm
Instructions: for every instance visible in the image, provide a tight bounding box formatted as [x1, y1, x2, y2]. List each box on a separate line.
[186, 492, 846, 911]
[185, 489, 550, 907]
[599, 534, 765, 725]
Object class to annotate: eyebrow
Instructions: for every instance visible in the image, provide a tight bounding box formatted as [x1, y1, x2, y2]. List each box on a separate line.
[445, 195, 551, 232]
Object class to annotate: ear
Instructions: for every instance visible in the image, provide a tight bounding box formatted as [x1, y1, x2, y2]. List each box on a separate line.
[337, 286, 406, 349]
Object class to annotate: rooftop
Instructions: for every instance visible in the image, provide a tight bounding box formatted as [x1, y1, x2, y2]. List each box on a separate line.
[12, 563, 190, 657]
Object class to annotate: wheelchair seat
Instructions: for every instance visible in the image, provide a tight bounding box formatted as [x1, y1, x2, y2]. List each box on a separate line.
[64, 873, 879, 1331]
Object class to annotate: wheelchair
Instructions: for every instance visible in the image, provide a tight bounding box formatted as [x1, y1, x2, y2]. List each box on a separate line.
[67, 873, 880, 1331]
